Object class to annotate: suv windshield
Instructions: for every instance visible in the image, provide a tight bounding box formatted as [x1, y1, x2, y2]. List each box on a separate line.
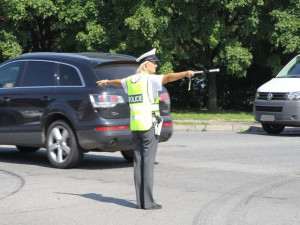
[94, 64, 139, 80]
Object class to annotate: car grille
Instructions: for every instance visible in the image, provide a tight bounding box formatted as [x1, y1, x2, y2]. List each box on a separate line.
[258, 92, 286, 100]
[256, 106, 283, 112]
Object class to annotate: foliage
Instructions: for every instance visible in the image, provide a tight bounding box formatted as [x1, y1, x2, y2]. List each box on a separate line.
[0, 1, 299, 111]
[0, 31, 22, 59]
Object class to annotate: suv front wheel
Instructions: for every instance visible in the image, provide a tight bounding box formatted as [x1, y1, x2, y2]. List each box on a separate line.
[46, 120, 83, 169]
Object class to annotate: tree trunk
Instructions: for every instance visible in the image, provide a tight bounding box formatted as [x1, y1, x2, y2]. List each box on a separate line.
[207, 73, 218, 112]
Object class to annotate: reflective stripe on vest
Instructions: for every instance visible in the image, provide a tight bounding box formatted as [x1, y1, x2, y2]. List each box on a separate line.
[126, 74, 160, 131]
[129, 104, 159, 112]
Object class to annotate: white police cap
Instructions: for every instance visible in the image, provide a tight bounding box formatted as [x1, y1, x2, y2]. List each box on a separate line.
[136, 48, 159, 63]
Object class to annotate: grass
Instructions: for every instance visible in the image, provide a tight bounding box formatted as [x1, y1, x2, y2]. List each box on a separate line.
[171, 111, 255, 123]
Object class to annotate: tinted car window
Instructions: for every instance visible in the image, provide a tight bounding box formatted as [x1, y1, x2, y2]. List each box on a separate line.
[58, 64, 82, 86]
[94, 64, 138, 80]
[0, 61, 23, 88]
[21, 61, 57, 87]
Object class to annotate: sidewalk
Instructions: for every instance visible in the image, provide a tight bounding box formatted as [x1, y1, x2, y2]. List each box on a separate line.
[173, 120, 300, 132]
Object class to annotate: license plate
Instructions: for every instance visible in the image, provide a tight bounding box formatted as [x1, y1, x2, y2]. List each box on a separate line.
[260, 115, 275, 121]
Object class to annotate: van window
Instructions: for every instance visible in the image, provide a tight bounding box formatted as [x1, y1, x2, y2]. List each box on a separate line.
[21, 61, 57, 87]
[0, 61, 23, 88]
[58, 64, 82, 86]
[277, 56, 300, 78]
[287, 62, 300, 76]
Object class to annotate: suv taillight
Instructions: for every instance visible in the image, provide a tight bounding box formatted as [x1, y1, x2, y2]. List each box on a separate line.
[90, 94, 125, 108]
[159, 92, 169, 101]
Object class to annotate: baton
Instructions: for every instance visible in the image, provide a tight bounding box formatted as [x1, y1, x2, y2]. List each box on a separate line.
[194, 68, 220, 74]
[188, 68, 220, 90]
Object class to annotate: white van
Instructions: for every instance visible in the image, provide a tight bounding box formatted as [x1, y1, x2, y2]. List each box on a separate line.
[254, 54, 300, 134]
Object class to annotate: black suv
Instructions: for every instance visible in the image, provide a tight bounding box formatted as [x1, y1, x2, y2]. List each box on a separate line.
[0, 52, 173, 168]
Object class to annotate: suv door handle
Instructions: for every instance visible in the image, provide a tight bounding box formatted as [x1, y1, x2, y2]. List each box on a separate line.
[3, 97, 10, 102]
[41, 96, 51, 101]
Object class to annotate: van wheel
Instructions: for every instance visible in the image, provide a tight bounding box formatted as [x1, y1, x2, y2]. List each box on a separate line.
[46, 120, 83, 169]
[262, 123, 285, 134]
[16, 146, 39, 153]
[121, 150, 134, 162]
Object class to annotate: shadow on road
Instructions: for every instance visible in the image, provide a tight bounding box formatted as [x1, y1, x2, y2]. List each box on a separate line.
[56, 192, 137, 208]
[0, 146, 132, 170]
[239, 129, 300, 137]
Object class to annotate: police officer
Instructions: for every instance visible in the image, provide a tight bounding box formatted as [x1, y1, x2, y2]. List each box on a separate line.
[97, 49, 194, 210]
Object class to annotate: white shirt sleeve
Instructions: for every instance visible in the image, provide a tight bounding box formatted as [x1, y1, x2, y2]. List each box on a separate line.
[148, 75, 163, 103]
[121, 78, 128, 93]
[149, 75, 163, 92]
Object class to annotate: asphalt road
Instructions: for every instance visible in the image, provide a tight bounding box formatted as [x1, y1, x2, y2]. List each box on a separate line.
[0, 130, 300, 225]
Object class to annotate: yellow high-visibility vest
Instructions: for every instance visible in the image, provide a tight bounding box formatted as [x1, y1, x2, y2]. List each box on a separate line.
[126, 74, 159, 131]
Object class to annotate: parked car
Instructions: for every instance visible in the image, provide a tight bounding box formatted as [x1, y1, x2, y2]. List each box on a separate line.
[0, 52, 173, 168]
[254, 54, 300, 134]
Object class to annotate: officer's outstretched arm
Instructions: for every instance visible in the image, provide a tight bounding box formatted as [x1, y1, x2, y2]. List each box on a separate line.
[162, 71, 194, 85]
[96, 79, 122, 87]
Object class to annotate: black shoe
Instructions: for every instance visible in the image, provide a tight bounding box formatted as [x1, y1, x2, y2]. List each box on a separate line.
[143, 204, 162, 210]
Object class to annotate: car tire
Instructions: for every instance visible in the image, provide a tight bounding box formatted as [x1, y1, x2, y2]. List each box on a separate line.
[121, 150, 134, 163]
[46, 120, 83, 169]
[16, 146, 39, 153]
[262, 123, 285, 134]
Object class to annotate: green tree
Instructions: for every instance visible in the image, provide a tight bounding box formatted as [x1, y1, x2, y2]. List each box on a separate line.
[0, 0, 108, 55]
[266, 0, 300, 71]
[0, 5, 22, 60]
[110, 0, 264, 112]
[0, 30, 22, 60]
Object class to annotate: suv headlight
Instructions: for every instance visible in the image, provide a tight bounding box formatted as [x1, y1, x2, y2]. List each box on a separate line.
[287, 91, 300, 100]
[255, 92, 259, 100]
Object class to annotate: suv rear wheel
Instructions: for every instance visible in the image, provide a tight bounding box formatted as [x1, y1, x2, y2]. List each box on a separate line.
[46, 120, 83, 169]
[121, 150, 134, 162]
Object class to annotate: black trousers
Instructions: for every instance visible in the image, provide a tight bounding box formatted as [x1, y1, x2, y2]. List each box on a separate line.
[132, 127, 159, 208]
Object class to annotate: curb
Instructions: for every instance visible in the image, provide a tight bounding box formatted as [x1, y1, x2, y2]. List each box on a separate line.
[173, 120, 300, 133]
[173, 120, 263, 132]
